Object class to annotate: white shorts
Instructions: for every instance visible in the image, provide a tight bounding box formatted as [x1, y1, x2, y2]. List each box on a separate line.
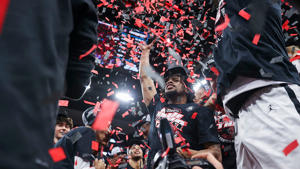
[234, 84, 300, 169]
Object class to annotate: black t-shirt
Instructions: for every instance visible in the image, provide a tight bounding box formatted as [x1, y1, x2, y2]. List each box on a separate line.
[146, 94, 219, 168]
[53, 127, 97, 169]
[214, 111, 236, 169]
[214, 0, 300, 102]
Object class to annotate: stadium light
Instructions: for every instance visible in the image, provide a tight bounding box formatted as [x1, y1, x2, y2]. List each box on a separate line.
[116, 92, 134, 102]
[193, 79, 207, 91]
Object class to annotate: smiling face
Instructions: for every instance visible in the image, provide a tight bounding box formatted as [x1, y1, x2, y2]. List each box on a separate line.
[164, 74, 187, 98]
[54, 122, 71, 140]
[129, 144, 143, 160]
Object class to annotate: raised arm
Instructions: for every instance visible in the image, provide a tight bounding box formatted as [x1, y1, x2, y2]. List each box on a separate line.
[139, 40, 157, 106]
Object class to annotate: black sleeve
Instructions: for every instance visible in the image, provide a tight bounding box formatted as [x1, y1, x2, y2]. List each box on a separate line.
[196, 107, 220, 145]
[146, 93, 162, 116]
[74, 128, 96, 162]
[53, 136, 75, 169]
[64, 0, 97, 100]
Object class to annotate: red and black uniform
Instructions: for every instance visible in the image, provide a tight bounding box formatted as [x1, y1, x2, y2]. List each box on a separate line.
[146, 94, 219, 169]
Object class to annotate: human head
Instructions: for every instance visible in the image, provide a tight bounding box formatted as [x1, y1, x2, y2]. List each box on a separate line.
[54, 113, 73, 144]
[128, 144, 143, 161]
[82, 106, 111, 146]
[164, 66, 191, 102]
[286, 45, 300, 58]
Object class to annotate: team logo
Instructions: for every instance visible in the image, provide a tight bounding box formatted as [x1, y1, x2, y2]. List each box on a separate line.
[155, 107, 188, 132]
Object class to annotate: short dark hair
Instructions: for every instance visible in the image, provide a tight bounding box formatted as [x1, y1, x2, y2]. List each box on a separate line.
[56, 113, 73, 129]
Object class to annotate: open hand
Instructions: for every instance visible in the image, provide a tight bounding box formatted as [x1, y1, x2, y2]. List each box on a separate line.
[94, 159, 106, 169]
[138, 37, 157, 51]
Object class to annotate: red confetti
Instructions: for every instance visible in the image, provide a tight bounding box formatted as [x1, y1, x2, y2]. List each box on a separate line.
[116, 127, 123, 131]
[174, 136, 185, 144]
[191, 112, 198, 119]
[282, 20, 290, 31]
[215, 14, 230, 32]
[100, 146, 104, 158]
[91, 69, 98, 75]
[92, 99, 119, 131]
[210, 67, 220, 76]
[238, 9, 251, 20]
[283, 140, 299, 156]
[91, 141, 99, 151]
[0, 0, 9, 34]
[79, 44, 97, 59]
[83, 100, 96, 106]
[109, 144, 114, 151]
[93, 101, 101, 114]
[160, 97, 165, 103]
[107, 90, 115, 97]
[122, 111, 129, 118]
[144, 142, 151, 149]
[252, 34, 261, 45]
[134, 6, 144, 14]
[48, 147, 66, 162]
[135, 18, 143, 28]
[161, 147, 170, 158]
[290, 55, 300, 62]
[58, 100, 69, 107]
[112, 82, 119, 88]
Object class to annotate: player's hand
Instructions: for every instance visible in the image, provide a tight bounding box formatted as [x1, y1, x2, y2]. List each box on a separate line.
[107, 154, 126, 169]
[94, 159, 106, 169]
[192, 152, 224, 169]
[176, 147, 198, 159]
[138, 37, 157, 52]
[204, 93, 217, 109]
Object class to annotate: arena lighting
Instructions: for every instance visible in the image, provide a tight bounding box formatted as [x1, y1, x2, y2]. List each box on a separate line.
[116, 92, 134, 102]
[193, 82, 202, 92]
[200, 79, 207, 85]
[193, 79, 207, 91]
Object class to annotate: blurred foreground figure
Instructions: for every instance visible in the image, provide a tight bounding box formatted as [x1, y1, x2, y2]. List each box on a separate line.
[0, 0, 97, 168]
[214, 0, 300, 168]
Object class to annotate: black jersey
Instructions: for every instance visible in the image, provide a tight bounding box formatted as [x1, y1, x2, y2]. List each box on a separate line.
[146, 94, 219, 169]
[54, 127, 97, 169]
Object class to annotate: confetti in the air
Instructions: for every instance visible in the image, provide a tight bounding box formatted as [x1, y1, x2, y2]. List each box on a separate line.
[48, 147, 66, 163]
[0, 0, 10, 34]
[283, 139, 299, 156]
[58, 100, 69, 107]
[92, 99, 119, 131]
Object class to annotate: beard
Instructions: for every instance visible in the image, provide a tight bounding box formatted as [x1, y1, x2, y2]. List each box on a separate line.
[131, 156, 142, 161]
[165, 90, 178, 100]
